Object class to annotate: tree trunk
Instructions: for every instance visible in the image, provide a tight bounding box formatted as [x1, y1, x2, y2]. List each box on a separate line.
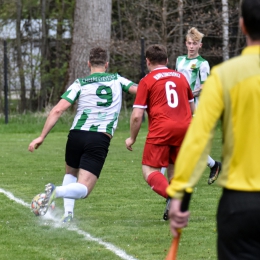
[117, 0, 123, 40]
[162, 0, 168, 46]
[178, 0, 183, 54]
[39, 0, 49, 110]
[222, 0, 229, 61]
[16, 0, 26, 112]
[234, 0, 243, 56]
[27, 7, 38, 111]
[51, 0, 65, 103]
[65, 0, 112, 88]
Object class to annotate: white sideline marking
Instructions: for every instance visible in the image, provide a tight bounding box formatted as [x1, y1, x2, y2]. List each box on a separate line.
[0, 188, 139, 260]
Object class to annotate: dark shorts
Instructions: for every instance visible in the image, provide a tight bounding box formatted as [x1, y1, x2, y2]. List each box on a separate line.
[142, 143, 180, 168]
[65, 130, 111, 178]
[217, 189, 260, 260]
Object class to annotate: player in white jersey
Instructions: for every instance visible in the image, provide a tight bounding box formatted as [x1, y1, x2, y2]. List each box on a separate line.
[176, 55, 209, 107]
[28, 47, 138, 222]
[176, 27, 221, 185]
[63, 72, 132, 136]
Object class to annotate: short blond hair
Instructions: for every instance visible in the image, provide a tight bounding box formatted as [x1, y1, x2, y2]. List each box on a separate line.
[186, 27, 204, 42]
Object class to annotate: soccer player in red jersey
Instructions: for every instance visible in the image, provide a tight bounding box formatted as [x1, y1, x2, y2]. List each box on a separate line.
[125, 44, 195, 218]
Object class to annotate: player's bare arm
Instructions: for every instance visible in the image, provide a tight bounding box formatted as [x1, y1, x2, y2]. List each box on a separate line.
[125, 107, 144, 151]
[28, 99, 71, 152]
[128, 84, 138, 94]
[192, 84, 204, 98]
[192, 88, 201, 97]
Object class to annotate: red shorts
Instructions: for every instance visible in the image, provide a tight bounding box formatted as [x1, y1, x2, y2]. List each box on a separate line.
[142, 142, 180, 168]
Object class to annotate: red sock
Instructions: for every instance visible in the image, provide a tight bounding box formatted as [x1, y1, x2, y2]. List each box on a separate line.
[147, 171, 168, 198]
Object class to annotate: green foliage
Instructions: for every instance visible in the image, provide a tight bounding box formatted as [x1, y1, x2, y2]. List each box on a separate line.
[0, 110, 73, 133]
[0, 0, 74, 112]
[0, 1, 16, 20]
[0, 0, 245, 112]
[0, 113, 222, 259]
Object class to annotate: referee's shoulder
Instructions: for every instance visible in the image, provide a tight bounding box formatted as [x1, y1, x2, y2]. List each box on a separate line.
[211, 54, 245, 74]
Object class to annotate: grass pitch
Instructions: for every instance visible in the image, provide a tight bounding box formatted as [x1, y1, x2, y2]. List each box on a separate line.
[0, 113, 222, 260]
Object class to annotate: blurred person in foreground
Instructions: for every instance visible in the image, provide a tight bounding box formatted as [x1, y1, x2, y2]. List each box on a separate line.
[28, 47, 137, 223]
[125, 44, 195, 219]
[166, 0, 260, 258]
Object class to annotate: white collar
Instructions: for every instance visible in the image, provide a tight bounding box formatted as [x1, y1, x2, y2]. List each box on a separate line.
[152, 66, 168, 71]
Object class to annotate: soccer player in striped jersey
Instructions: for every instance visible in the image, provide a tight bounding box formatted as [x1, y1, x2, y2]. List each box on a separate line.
[176, 27, 221, 185]
[28, 47, 138, 222]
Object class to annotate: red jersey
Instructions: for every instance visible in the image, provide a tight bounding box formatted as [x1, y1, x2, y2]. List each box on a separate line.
[134, 67, 194, 145]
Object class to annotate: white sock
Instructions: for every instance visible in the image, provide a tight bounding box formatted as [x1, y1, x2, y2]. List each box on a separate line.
[207, 155, 215, 168]
[56, 183, 88, 200]
[62, 174, 77, 217]
[161, 167, 166, 175]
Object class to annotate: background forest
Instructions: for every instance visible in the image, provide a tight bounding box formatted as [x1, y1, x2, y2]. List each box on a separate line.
[0, 0, 245, 114]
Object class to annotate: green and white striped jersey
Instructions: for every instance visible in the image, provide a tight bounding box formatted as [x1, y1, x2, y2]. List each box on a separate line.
[61, 72, 135, 136]
[176, 55, 210, 92]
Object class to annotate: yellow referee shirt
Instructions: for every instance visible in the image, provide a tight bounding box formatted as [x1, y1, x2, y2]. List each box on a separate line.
[167, 45, 260, 199]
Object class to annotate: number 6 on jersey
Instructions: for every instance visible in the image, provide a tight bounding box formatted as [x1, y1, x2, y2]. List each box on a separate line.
[165, 81, 178, 108]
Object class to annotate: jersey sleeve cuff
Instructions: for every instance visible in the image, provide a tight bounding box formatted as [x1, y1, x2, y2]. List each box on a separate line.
[133, 104, 147, 109]
[124, 82, 135, 93]
[166, 186, 185, 199]
[61, 96, 74, 104]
